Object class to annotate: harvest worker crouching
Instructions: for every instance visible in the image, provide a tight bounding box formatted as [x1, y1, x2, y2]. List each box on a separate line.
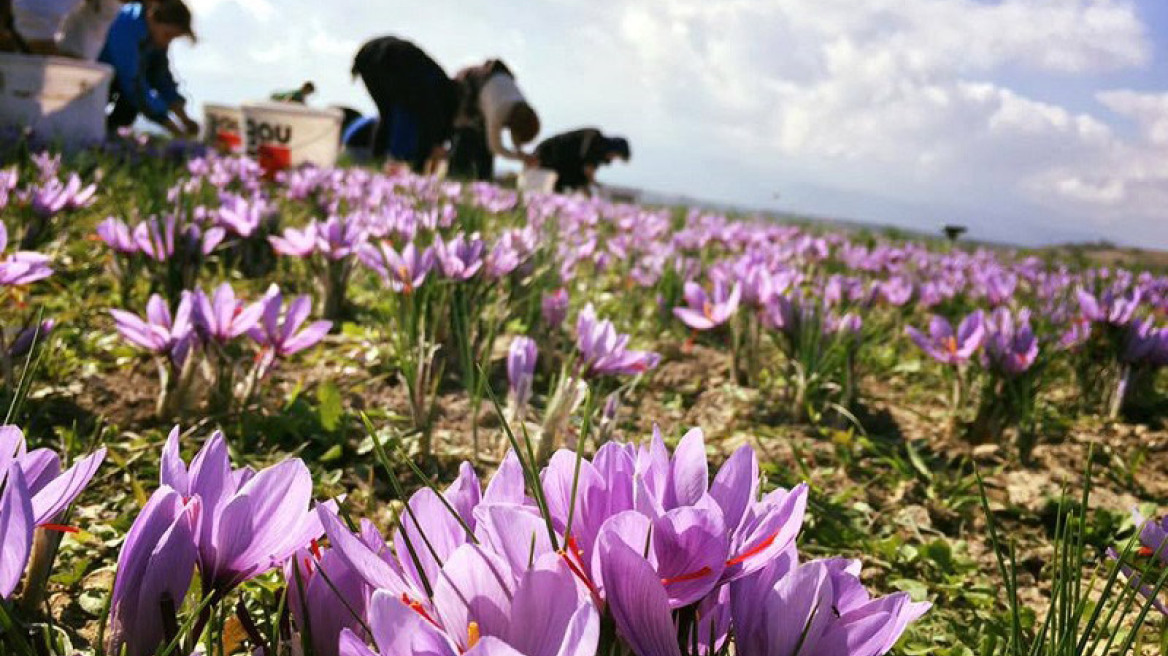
[448, 59, 540, 181]
[534, 128, 630, 194]
[99, 0, 198, 137]
[351, 35, 459, 175]
[271, 80, 316, 104]
[10, 0, 127, 58]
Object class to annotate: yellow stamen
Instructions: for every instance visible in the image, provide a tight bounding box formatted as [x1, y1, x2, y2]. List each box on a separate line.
[468, 622, 481, 648]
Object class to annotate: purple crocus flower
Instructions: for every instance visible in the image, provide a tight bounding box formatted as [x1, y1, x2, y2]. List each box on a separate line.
[31, 174, 96, 217]
[878, 277, 914, 307]
[1078, 287, 1141, 327]
[132, 216, 177, 262]
[507, 337, 537, 409]
[730, 558, 930, 656]
[0, 425, 106, 599]
[109, 293, 196, 366]
[193, 283, 265, 344]
[0, 222, 53, 286]
[906, 312, 985, 365]
[285, 526, 375, 656]
[269, 222, 318, 257]
[105, 486, 199, 656]
[249, 285, 332, 370]
[338, 552, 598, 656]
[216, 193, 268, 238]
[982, 308, 1039, 377]
[1122, 318, 1162, 365]
[315, 215, 365, 261]
[541, 289, 569, 328]
[0, 426, 106, 528]
[486, 233, 523, 278]
[160, 427, 326, 594]
[575, 304, 660, 377]
[96, 217, 139, 254]
[8, 319, 55, 358]
[434, 233, 486, 281]
[1132, 509, 1168, 565]
[673, 281, 741, 331]
[359, 241, 434, 294]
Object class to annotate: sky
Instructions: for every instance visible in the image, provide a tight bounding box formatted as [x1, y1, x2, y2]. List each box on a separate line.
[170, 0, 1168, 248]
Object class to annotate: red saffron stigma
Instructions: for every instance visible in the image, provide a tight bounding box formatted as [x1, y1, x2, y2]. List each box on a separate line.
[661, 566, 713, 586]
[727, 532, 778, 567]
[399, 593, 441, 628]
[39, 524, 79, 534]
[310, 538, 323, 561]
[1138, 546, 1155, 558]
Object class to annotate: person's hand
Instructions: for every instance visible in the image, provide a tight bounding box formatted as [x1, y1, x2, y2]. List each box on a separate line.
[522, 153, 540, 168]
[383, 160, 411, 176]
[163, 119, 185, 138]
[181, 117, 199, 136]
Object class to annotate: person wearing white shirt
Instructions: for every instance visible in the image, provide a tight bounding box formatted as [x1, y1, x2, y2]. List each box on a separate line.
[449, 59, 540, 181]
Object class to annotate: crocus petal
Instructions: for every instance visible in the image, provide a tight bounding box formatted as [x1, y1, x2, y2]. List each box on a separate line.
[668, 428, 708, 508]
[160, 426, 189, 494]
[0, 467, 34, 598]
[365, 589, 457, 656]
[475, 503, 557, 576]
[505, 558, 599, 656]
[30, 448, 106, 524]
[761, 560, 833, 656]
[483, 451, 526, 506]
[710, 445, 759, 533]
[598, 536, 682, 656]
[431, 545, 517, 651]
[318, 506, 411, 595]
[281, 321, 332, 356]
[338, 629, 379, 656]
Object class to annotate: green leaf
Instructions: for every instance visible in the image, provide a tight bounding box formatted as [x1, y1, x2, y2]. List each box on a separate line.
[891, 578, 930, 601]
[320, 444, 344, 463]
[317, 381, 344, 432]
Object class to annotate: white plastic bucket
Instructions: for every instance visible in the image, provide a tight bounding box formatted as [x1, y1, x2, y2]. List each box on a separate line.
[203, 103, 245, 154]
[0, 53, 112, 148]
[240, 102, 342, 170]
[519, 168, 558, 195]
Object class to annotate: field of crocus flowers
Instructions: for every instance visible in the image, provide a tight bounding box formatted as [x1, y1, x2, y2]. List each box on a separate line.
[1, 133, 1167, 656]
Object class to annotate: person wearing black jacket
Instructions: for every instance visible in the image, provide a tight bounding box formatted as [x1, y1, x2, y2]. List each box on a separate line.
[351, 36, 459, 174]
[534, 128, 630, 193]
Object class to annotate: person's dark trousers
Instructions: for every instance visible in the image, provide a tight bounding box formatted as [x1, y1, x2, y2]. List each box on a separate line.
[554, 171, 589, 193]
[448, 127, 493, 181]
[106, 91, 140, 132]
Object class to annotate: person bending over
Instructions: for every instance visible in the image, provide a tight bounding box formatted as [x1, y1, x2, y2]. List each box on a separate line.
[449, 59, 540, 181]
[351, 35, 459, 175]
[535, 128, 630, 194]
[271, 80, 316, 104]
[99, 1, 198, 136]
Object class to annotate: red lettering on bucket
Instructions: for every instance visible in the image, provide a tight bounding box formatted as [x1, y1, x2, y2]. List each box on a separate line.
[258, 144, 292, 175]
[216, 131, 242, 152]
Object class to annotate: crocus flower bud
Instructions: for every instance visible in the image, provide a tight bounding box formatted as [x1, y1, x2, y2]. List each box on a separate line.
[507, 337, 538, 409]
[542, 288, 569, 329]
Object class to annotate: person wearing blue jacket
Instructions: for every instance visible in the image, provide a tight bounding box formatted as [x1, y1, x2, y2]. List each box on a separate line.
[99, 1, 198, 136]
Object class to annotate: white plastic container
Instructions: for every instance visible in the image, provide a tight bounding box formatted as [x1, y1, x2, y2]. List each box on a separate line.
[240, 101, 342, 169]
[0, 53, 112, 148]
[519, 168, 558, 195]
[203, 103, 245, 154]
